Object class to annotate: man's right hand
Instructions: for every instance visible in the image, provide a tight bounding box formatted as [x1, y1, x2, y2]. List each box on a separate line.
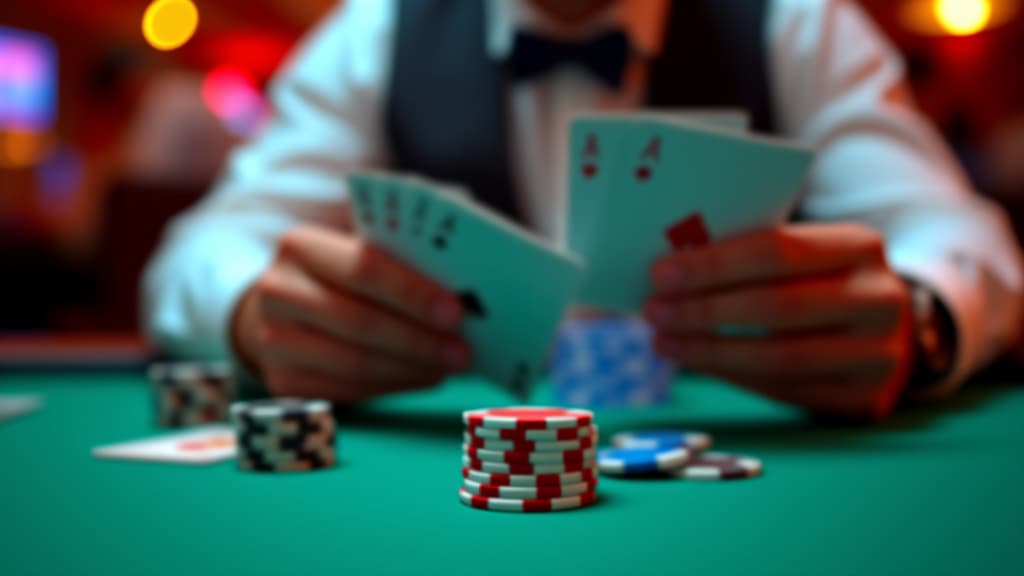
[231, 225, 471, 404]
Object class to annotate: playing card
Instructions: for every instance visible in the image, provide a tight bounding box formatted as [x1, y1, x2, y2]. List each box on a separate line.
[567, 111, 748, 264]
[346, 171, 380, 237]
[581, 109, 751, 133]
[92, 425, 236, 465]
[574, 117, 814, 311]
[0, 394, 42, 423]
[388, 177, 585, 398]
[380, 176, 403, 248]
[567, 119, 619, 271]
[665, 212, 710, 250]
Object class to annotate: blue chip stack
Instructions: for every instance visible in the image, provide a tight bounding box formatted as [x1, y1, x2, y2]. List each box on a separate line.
[550, 315, 674, 408]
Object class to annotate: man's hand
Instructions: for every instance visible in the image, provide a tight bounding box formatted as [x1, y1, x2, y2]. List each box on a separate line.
[644, 223, 914, 420]
[232, 225, 472, 404]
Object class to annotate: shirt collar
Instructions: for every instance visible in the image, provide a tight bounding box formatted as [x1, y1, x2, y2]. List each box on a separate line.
[486, 0, 669, 61]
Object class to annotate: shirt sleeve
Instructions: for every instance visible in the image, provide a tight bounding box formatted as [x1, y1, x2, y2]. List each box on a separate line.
[140, 0, 396, 360]
[768, 0, 1024, 395]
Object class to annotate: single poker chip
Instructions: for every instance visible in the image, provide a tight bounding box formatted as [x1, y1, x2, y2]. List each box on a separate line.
[463, 407, 593, 431]
[469, 424, 596, 442]
[239, 431, 334, 455]
[148, 361, 233, 382]
[230, 398, 331, 421]
[463, 433, 595, 453]
[462, 478, 596, 499]
[462, 466, 597, 487]
[675, 452, 762, 481]
[597, 446, 690, 476]
[237, 454, 334, 473]
[612, 429, 712, 452]
[463, 455, 595, 475]
[463, 445, 596, 464]
[458, 487, 596, 513]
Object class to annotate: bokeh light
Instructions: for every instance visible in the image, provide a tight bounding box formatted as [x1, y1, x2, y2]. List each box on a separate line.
[142, 0, 199, 52]
[0, 129, 48, 168]
[935, 0, 993, 35]
[201, 66, 269, 137]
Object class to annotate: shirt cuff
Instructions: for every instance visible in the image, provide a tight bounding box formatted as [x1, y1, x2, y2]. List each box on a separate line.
[143, 232, 275, 366]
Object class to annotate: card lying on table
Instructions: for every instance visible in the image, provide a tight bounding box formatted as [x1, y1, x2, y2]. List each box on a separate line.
[568, 115, 814, 311]
[346, 172, 584, 399]
[92, 425, 236, 465]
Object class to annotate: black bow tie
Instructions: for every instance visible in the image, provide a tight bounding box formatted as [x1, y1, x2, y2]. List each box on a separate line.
[503, 29, 630, 89]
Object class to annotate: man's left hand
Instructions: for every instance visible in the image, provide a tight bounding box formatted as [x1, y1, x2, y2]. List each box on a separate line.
[644, 223, 915, 420]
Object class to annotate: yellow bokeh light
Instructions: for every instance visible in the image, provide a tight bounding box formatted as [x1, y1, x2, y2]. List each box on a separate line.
[142, 0, 199, 51]
[934, 0, 992, 36]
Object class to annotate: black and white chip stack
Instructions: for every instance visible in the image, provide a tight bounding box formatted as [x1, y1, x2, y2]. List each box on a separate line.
[149, 362, 236, 428]
[230, 398, 337, 472]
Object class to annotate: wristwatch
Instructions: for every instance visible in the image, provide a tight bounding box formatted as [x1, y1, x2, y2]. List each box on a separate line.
[905, 280, 958, 390]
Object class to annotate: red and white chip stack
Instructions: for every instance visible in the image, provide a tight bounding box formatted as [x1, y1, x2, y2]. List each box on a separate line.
[459, 407, 599, 513]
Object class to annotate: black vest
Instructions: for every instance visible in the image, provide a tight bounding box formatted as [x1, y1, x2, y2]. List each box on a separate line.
[386, 0, 774, 223]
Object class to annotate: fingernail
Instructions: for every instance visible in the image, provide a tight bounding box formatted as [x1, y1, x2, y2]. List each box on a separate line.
[648, 302, 674, 327]
[433, 299, 461, 330]
[442, 343, 469, 369]
[654, 264, 683, 291]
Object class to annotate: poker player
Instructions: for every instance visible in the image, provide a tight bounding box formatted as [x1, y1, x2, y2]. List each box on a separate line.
[142, 0, 1024, 419]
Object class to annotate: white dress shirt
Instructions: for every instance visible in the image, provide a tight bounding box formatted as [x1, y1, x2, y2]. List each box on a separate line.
[143, 0, 1024, 393]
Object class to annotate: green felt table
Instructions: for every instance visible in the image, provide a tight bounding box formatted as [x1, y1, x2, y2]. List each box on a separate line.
[2, 371, 1023, 576]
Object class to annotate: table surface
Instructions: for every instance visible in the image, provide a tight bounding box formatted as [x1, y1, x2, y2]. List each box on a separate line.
[2, 371, 1023, 576]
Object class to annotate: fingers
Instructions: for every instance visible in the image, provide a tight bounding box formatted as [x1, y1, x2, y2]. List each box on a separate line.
[278, 226, 464, 332]
[654, 333, 901, 379]
[655, 329, 911, 419]
[263, 365, 440, 406]
[691, 368, 892, 419]
[645, 269, 907, 336]
[258, 319, 448, 388]
[257, 261, 470, 370]
[650, 223, 886, 296]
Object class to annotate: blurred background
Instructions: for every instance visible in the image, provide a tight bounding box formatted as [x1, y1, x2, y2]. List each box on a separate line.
[0, 0, 1022, 356]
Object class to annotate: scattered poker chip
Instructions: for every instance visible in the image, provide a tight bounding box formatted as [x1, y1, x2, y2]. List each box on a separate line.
[463, 433, 595, 452]
[611, 429, 712, 452]
[463, 445, 596, 464]
[469, 424, 596, 442]
[231, 398, 331, 421]
[597, 446, 690, 476]
[462, 478, 597, 499]
[463, 407, 593, 431]
[458, 487, 597, 513]
[232, 397, 337, 473]
[463, 455, 595, 475]
[674, 452, 762, 481]
[462, 466, 598, 487]
[149, 361, 236, 428]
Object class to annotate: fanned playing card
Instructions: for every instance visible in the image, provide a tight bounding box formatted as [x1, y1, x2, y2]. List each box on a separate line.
[665, 212, 710, 250]
[572, 116, 813, 311]
[345, 172, 584, 399]
[567, 110, 749, 274]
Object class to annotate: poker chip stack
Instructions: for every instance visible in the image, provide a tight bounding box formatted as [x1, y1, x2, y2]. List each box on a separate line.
[231, 398, 337, 473]
[460, 407, 599, 513]
[551, 316, 674, 409]
[149, 362, 236, 428]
